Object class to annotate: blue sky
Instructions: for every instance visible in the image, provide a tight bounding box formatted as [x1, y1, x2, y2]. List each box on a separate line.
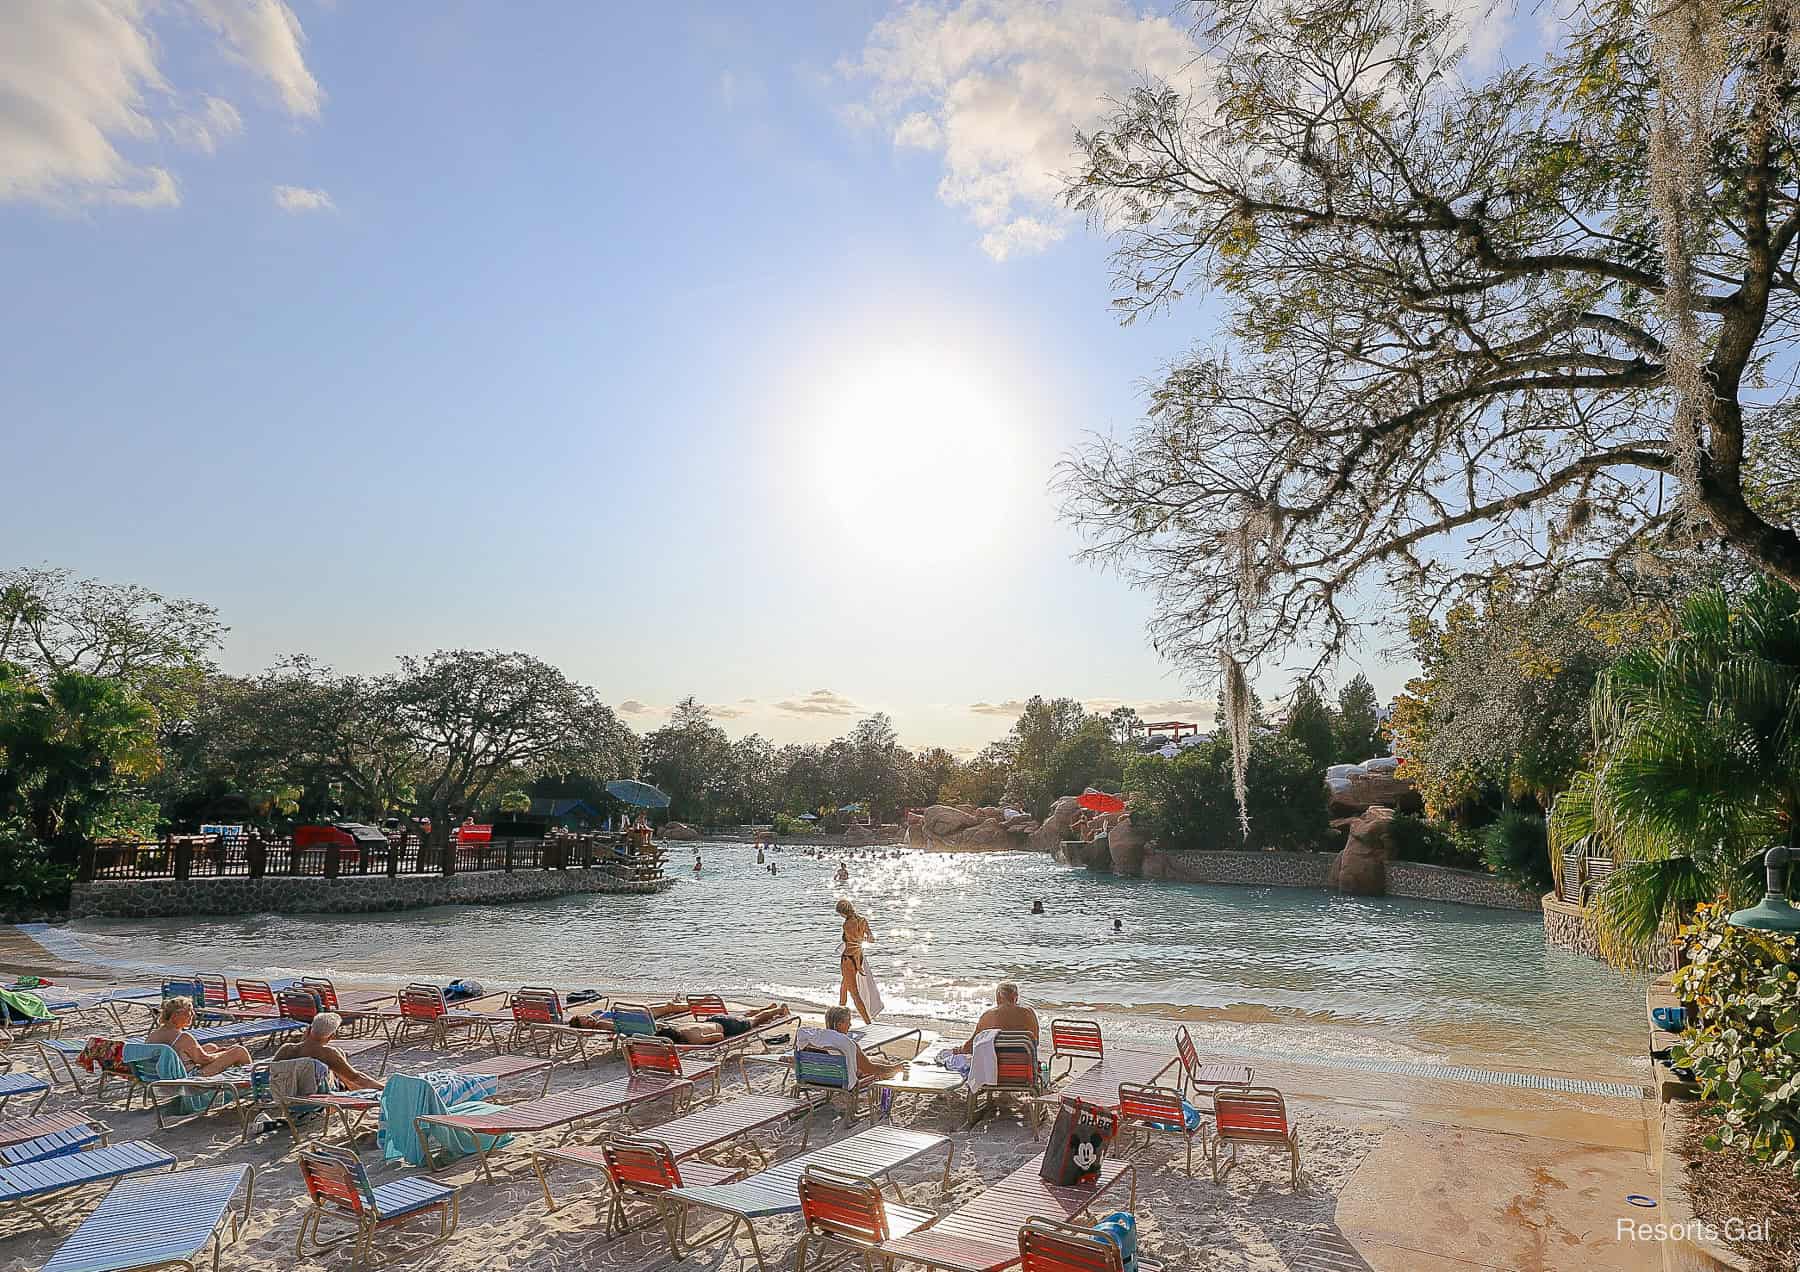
[0, 1, 1446, 751]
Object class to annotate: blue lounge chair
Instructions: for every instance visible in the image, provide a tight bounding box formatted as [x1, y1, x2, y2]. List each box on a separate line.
[1, 1125, 104, 1166]
[120, 1043, 250, 1132]
[40, 1163, 254, 1272]
[0, 1141, 176, 1230]
[0, 1072, 50, 1115]
[296, 1145, 459, 1266]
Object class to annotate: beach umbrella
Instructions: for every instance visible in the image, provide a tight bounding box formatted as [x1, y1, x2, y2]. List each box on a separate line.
[797, 813, 819, 821]
[605, 779, 671, 810]
[1077, 791, 1126, 815]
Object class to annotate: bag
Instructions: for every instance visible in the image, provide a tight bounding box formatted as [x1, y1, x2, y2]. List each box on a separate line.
[665, 1020, 725, 1045]
[565, 989, 604, 1006]
[707, 1014, 753, 1038]
[442, 979, 484, 1003]
[1092, 1212, 1136, 1272]
[1039, 1096, 1118, 1187]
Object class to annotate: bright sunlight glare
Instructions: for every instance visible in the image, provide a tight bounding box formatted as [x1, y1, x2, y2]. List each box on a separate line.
[801, 347, 1029, 564]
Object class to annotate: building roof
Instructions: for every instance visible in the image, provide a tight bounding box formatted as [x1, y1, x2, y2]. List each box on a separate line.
[528, 797, 600, 818]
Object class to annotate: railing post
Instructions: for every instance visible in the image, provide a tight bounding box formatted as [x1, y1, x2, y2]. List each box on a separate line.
[174, 838, 192, 881]
[247, 835, 266, 879]
[325, 839, 340, 879]
[440, 828, 455, 876]
[503, 839, 514, 873]
[77, 841, 97, 883]
[289, 837, 302, 876]
[388, 836, 400, 878]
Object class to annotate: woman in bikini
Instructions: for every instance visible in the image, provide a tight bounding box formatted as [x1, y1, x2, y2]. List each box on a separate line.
[835, 897, 875, 1024]
[144, 996, 252, 1076]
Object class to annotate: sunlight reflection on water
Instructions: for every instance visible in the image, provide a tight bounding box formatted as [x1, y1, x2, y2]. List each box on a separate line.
[69, 844, 1646, 1074]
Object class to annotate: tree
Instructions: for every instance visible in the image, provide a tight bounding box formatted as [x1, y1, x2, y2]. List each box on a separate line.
[1550, 579, 1800, 965]
[910, 747, 963, 807]
[0, 661, 160, 851]
[1126, 734, 1328, 853]
[392, 650, 636, 826]
[642, 696, 733, 824]
[0, 566, 223, 721]
[726, 733, 779, 823]
[1105, 706, 1144, 747]
[498, 789, 531, 815]
[1334, 675, 1384, 764]
[939, 742, 1014, 808]
[1043, 717, 1125, 805]
[1057, 0, 1800, 682]
[1278, 679, 1337, 773]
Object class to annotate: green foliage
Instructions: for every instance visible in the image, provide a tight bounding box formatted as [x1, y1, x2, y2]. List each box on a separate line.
[0, 819, 73, 913]
[498, 789, 531, 815]
[1126, 733, 1327, 853]
[1551, 579, 1800, 965]
[1480, 810, 1554, 892]
[1333, 675, 1383, 764]
[1279, 679, 1336, 773]
[771, 812, 817, 836]
[1672, 903, 1800, 1178]
[1387, 814, 1483, 870]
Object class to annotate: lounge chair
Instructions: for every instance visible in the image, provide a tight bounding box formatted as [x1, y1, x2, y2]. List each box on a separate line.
[121, 1041, 252, 1132]
[39, 1162, 254, 1272]
[665, 1125, 954, 1271]
[504, 987, 611, 1066]
[795, 1166, 937, 1272]
[1047, 1018, 1105, 1078]
[577, 1136, 747, 1255]
[1211, 1084, 1302, 1188]
[1051, 1042, 1179, 1113]
[1172, 1025, 1254, 1111]
[0, 1111, 97, 1154]
[966, 1031, 1045, 1132]
[1, 1124, 106, 1166]
[294, 1053, 553, 1149]
[390, 985, 499, 1050]
[1018, 1215, 1164, 1272]
[413, 1073, 692, 1183]
[792, 1045, 881, 1119]
[0, 1141, 176, 1230]
[0, 1071, 50, 1116]
[624, 1036, 723, 1098]
[531, 1093, 808, 1210]
[296, 1144, 459, 1268]
[1117, 1081, 1207, 1176]
[876, 1157, 1139, 1272]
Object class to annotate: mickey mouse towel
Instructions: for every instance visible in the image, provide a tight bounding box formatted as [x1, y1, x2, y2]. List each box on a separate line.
[1039, 1095, 1119, 1187]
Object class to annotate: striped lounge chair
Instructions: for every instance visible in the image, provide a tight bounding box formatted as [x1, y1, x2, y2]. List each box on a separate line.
[0, 1141, 176, 1230]
[296, 1144, 459, 1267]
[39, 1163, 254, 1272]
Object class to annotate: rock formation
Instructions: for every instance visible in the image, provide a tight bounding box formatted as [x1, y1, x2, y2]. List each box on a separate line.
[1325, 763, 1423, 818]
[1107, 814, 1149, 877]
[660, 822, 699, 841]
[1028, 796, 1082, 853]
[1325, 806, 1397, 894]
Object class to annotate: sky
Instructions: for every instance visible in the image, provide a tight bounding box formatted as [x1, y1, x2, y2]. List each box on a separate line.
[0, 1, 1527, 754]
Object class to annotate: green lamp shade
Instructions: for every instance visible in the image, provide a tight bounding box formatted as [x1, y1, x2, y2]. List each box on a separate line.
[1727, 893, 1800, 933]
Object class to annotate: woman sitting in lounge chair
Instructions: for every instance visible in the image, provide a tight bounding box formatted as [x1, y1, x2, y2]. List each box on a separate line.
[145, 995, 252, 1076]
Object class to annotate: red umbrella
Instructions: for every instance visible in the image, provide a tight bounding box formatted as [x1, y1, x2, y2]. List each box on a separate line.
[1077, 791, 1126, 815]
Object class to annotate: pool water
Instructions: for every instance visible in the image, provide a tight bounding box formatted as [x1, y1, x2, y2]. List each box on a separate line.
[68, 844, 1647, 1077]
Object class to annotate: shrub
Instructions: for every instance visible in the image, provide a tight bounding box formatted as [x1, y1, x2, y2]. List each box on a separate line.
[1126, 734, 1328, 852]
[1481, 810, 1555, 892]
[771, 812, 818, 836]
[1673, 902, 1800, 1177]
[0, 819, 74, 914]
[1387, 814, 1484, 869]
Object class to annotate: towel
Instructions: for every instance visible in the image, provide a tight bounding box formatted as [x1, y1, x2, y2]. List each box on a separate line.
[0, 987, 49, 1025]
[856, 959, 885, 1020]
[795, 1026, 858, 1082]
[268, 1058, 328, 1101]
[379, 1070, 508, 1166]
[965, 1028, 999, 1091]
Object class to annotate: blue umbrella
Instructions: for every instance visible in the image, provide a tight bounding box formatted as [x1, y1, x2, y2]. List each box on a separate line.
[606, 779, 671, 810]
[797, 813, 818, 821]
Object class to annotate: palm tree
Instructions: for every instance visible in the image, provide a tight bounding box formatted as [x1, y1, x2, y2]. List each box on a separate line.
[1549, 580, 1800, 966]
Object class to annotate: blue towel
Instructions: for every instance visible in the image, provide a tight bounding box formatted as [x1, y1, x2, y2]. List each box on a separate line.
[378, 1070, 509, 1166]
[1093, 1212, 1136, 1270]
[1145, 1100, 1205, 1134]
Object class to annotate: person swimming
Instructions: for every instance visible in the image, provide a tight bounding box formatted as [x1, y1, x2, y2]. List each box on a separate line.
[1031, 899, 1045, 915]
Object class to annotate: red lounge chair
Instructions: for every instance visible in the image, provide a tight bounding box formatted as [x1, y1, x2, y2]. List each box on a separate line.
[233, 980, 280, 1016]
[591, 1136, 746, 1255]
[1018, 1215, 1164, 1272]
[1048, 1019, 1104, 1078]
[625, 1037, 722, 1098]
[296, 1144, 459, 1266]
[795, 1167, 936, 1272]
[1211, 1085, 1302, 1189]
[968, 1030, 1045, 1132]
[685, 994, 729, 1017]
[1173, 1025, 1254, 1111]
[506, 987, 611, 1066]
[1117, 1081, 1206, 1176]
[392, 984, 498, 1051]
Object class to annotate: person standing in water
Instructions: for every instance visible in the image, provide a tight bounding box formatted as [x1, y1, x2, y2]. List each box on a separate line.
[835, 898, 875, 1024]
[692, 854, 702, 875]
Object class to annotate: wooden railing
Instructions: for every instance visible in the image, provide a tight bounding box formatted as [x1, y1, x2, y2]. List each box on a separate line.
[78, 831, 666, 884]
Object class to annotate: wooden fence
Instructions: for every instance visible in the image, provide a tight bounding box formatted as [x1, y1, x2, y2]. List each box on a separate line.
[77, 832, 667, 884]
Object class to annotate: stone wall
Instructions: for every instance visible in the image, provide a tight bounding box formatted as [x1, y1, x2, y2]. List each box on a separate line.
[1541, 893, 1676, 970]
[1140, 849, 1540, 911]
[1385, 862, 1541, 911]
[69, 869, 671, 920]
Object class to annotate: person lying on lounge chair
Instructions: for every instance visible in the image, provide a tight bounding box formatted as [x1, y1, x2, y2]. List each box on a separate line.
[949, 981, 1039, 1054]
[145, 996, 253, 1076]
[273, 1011, 381, 1090]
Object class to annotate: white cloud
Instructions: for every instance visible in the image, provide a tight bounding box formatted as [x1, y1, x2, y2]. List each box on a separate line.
[0, 0, 322, 210]
[773, 690, 865, 717]
[273, 183, 333, 212]
[969, 699, 1029, 717]
[845, 0, 1204, 260]
[618, 699, 656, 716]
[186, 0, 322, 118]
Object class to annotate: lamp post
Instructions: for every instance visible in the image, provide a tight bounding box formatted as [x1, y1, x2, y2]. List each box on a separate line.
[1727, 844, 1800, 933]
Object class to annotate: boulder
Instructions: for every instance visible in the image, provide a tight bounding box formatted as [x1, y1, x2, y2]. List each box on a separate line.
[661, 822, 700, 841]
[1005, 817, 1040, 836]
[1107, 815, 1149, 877]
[1029, 796, 1083, 854]
[1327, 772, 1423, 819]
[1326, 806, 1398, 895]
[921, 805, 980, 841]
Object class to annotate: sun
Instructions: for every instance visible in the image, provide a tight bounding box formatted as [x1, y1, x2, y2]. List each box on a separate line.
[802, 348, 1028, 562]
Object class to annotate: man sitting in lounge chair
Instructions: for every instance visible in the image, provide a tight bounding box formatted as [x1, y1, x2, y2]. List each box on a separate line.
[145, 996, 253, 1076]
[273, 1012, 381, 1090]
[816, 1005, 905, 1080]
[948, 981, 1039, 1054]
